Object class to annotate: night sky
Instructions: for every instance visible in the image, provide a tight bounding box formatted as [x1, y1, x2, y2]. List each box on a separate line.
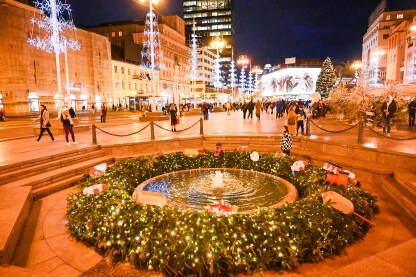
[68, 0, 416, 66]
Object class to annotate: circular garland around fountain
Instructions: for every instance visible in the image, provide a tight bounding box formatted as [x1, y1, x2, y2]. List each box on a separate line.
[67, 152, 378, 276]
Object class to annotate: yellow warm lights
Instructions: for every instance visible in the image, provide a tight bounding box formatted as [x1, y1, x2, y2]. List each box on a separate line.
[351, 61, 363, 70]
[237, 55, 250, 67]
[210, 38, 226, 50]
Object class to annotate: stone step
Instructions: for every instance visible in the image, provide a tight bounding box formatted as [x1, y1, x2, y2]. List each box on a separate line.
[377, 175, 416, 236]
[0, 265, 50, 277]
[32, 174, 85, 200]
[0, 146, 100, 175]
[5, 156, 114, 190]
[0, 186, 32, 265]
[0, 150, 106, 185]
[291, 148, 393, 176]
[324, 238, 416, 277]
[393, 171, 416, 202]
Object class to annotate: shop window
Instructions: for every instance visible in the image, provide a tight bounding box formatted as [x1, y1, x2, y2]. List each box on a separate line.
[28, 92, 39, 112]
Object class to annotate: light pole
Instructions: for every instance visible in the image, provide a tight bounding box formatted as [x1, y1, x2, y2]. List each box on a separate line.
[139, 0, 160, 111]
[351, 61, 363, 85]
[210, 37, 226, 102]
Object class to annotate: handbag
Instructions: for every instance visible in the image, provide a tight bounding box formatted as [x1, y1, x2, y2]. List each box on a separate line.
[46, 122, 51, 128]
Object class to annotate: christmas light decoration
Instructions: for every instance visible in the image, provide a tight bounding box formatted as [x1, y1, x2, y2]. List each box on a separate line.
[67, 152, 378, 276]
[212, 52, 223, 88]
[248, 71, 254, 94]
[239, 66, 247, 94]
[188, 19, 199, 82]
[28, 0, 80, 100]
[228, 60, 238, 98]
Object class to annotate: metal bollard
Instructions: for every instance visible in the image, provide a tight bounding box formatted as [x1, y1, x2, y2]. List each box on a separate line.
[92, 124, 97, 145]
[200, 118, 204, 135]
[306, 117, 311, 136]
[357, 121, 364, 144]
[150, 121, 155, 140]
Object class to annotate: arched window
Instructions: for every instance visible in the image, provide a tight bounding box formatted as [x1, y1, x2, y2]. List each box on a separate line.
[95, 95, 102, 109]
[80, 94, 88, 111]
[28, 92, 39, 112]
[70, 94, 76, 110]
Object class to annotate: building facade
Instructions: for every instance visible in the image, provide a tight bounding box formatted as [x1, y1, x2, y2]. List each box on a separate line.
[183, 0, 233, 71]
[191, 48, 215, 97]
[362, 1, 416, 86]
[386, 21, 408, 83]
[112, 60, 158, 110]
[90, 15, 192, 107]
[404, 17, 416, 84]
[0, 0, 113, 115]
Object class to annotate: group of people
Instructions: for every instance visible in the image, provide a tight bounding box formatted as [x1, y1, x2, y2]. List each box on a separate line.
[0, 108, 6, 122]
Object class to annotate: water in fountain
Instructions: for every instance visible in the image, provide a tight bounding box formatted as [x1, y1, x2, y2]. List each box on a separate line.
[212, 171, 224, 189]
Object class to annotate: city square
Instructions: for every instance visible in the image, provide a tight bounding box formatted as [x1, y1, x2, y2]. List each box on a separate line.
[0, 0, 416, 276]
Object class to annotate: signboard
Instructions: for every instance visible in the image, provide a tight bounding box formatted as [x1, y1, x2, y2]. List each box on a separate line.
[285, 57, 296, 65]
[261, 67, 321, 98]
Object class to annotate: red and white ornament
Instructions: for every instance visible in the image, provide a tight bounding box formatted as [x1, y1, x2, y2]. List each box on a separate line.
[236, 146, 249, 152]
[89, 163, 108, 178]
[291, 160, 307, 172]
[206, 201, 238, 216]
[83, 184, 108, 196]
[342, 170, 359, 186]
[250, 151, 259, 162]
[322, 161, 342, 174]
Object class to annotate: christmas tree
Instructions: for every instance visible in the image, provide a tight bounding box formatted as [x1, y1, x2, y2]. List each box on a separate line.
[316, 57, 337, 98]
[239, 66, 246, 94]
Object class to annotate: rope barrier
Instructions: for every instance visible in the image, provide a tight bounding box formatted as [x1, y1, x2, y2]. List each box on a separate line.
[365, 126, 416, 141]
[310, 120, 360, 133]
[95, 123, 151, 137]
[154, 120, 200, 133]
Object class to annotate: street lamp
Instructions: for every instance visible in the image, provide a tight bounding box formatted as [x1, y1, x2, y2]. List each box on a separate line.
[138, 0, 160, 111]
[351, 61, 363, 85]
[210, 37, 226, 100]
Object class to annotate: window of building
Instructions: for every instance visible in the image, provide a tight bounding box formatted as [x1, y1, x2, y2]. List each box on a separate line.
[383, 34, 389, 39]
[121, 67, 125, 74]
[386, 15, 390, 20]
[114, 81, 119, 89]
[118, 31, 123, 37]
[28, 92, 39, 112]
[397, 14, 403, 19]
[128, 69, 131, 75]
[111, 32, 116, 38]
[114, 66, 118, 73]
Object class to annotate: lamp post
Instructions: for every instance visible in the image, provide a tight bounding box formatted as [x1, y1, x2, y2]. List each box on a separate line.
[138, 0, 160, 111]
[351, 61, 363, 85]
[210, 37, 226, 101]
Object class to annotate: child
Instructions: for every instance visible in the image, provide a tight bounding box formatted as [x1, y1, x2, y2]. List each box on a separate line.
[296, 105, 306, 136]
[280, 125, 293, 155]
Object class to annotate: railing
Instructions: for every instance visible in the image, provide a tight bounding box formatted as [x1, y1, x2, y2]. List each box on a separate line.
[92, 118, 204, 144]
[305, 117, 416, 143]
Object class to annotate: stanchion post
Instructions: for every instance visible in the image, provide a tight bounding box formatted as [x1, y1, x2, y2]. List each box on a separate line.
[306, 117, 311, 136]
[357, 121, 364, 144]
[92, 124, 97, 145]
[199, 117, 204, 135]
[150, 121, 155, 140]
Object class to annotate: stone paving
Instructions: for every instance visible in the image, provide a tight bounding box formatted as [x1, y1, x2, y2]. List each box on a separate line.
[0, 111, 415, 167]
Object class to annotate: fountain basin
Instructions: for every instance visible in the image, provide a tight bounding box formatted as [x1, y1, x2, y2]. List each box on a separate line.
[137, 168, 297, 213]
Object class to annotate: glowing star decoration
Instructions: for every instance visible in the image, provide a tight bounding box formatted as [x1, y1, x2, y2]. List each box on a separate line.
[322, 191, 375, 225]
[291, 161, 307, 173]
[206, 201, 238, 216]
[250, 151, 259, 162]
[89, 163, 108, 178]
[83, 184, 108, 196]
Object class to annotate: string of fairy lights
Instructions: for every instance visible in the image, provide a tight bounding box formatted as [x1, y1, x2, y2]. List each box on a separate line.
[67, 152, 378, 276]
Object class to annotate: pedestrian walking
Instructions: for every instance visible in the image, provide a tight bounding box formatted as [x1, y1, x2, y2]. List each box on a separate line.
[100, 104, 107, 123]
[69, 106, 76, 118]
[255, 100, 261, 120]
[34, 104, 55, 142]
[61, 107, 78, 145]
[170, 104, 178, 132]
[226, 102, 231, 115]
[280, 125, 293, 156]
[0, 109, 5, 122]
[242, 102, 248, 119]
[287, 105, 297, 135]
[247, 100, 255, 119]
[381, 95, 397, 137]
[296, 105, 306, 136]
[408, 98, 416, 127]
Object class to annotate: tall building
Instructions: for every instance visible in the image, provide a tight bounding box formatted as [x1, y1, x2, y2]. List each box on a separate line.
[90, 15, 192, 106]
[0, 0, 113, 115]
[404, 17, 416, 84]
[183, 0, 233, 72]
[191, 48, 215, 97]
[362, 0, 416, 86]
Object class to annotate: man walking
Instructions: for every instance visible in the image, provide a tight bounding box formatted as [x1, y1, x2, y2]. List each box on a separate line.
[381, 95, 397, 137]
[247, 100, 255, 119]
[408, 98, 416, 127]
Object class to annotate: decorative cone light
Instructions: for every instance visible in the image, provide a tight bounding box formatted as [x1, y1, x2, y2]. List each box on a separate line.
[228, 60, 238, 100]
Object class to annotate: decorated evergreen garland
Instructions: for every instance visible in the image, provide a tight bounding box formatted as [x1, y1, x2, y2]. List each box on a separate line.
[67, 152, 378, 276]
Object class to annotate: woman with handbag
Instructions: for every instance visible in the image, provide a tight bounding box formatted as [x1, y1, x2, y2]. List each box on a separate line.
[34, 104, 55, 142]
[61, 107, 78, 145]
[170, 104, 178, 132]
[287, 105, 297, 135]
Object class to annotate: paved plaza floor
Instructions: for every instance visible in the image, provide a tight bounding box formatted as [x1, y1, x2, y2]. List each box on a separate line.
[0, 111, 415, 167]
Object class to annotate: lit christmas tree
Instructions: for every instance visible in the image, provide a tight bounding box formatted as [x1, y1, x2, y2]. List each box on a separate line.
[239, 66, 246, 94]
[28, 0, 80, 102]
[254, 72, 259, 93]
[228, 60, 238, 98]
[316, 57, 337, 98]
[247, 71, 253, 93]
[188, 20, 199, 82]
[212, 53, 223, 88]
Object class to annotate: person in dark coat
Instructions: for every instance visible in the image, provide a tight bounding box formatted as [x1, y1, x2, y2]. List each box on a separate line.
[69, 107, 76, 118]
[247, 100, 255, 119]
[33, 104, 54, 142]
[242, 102, 248, 119]
[408, 98, 416, 127]
[170, 104, 178, 132]
[381, 95, 397, 137]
